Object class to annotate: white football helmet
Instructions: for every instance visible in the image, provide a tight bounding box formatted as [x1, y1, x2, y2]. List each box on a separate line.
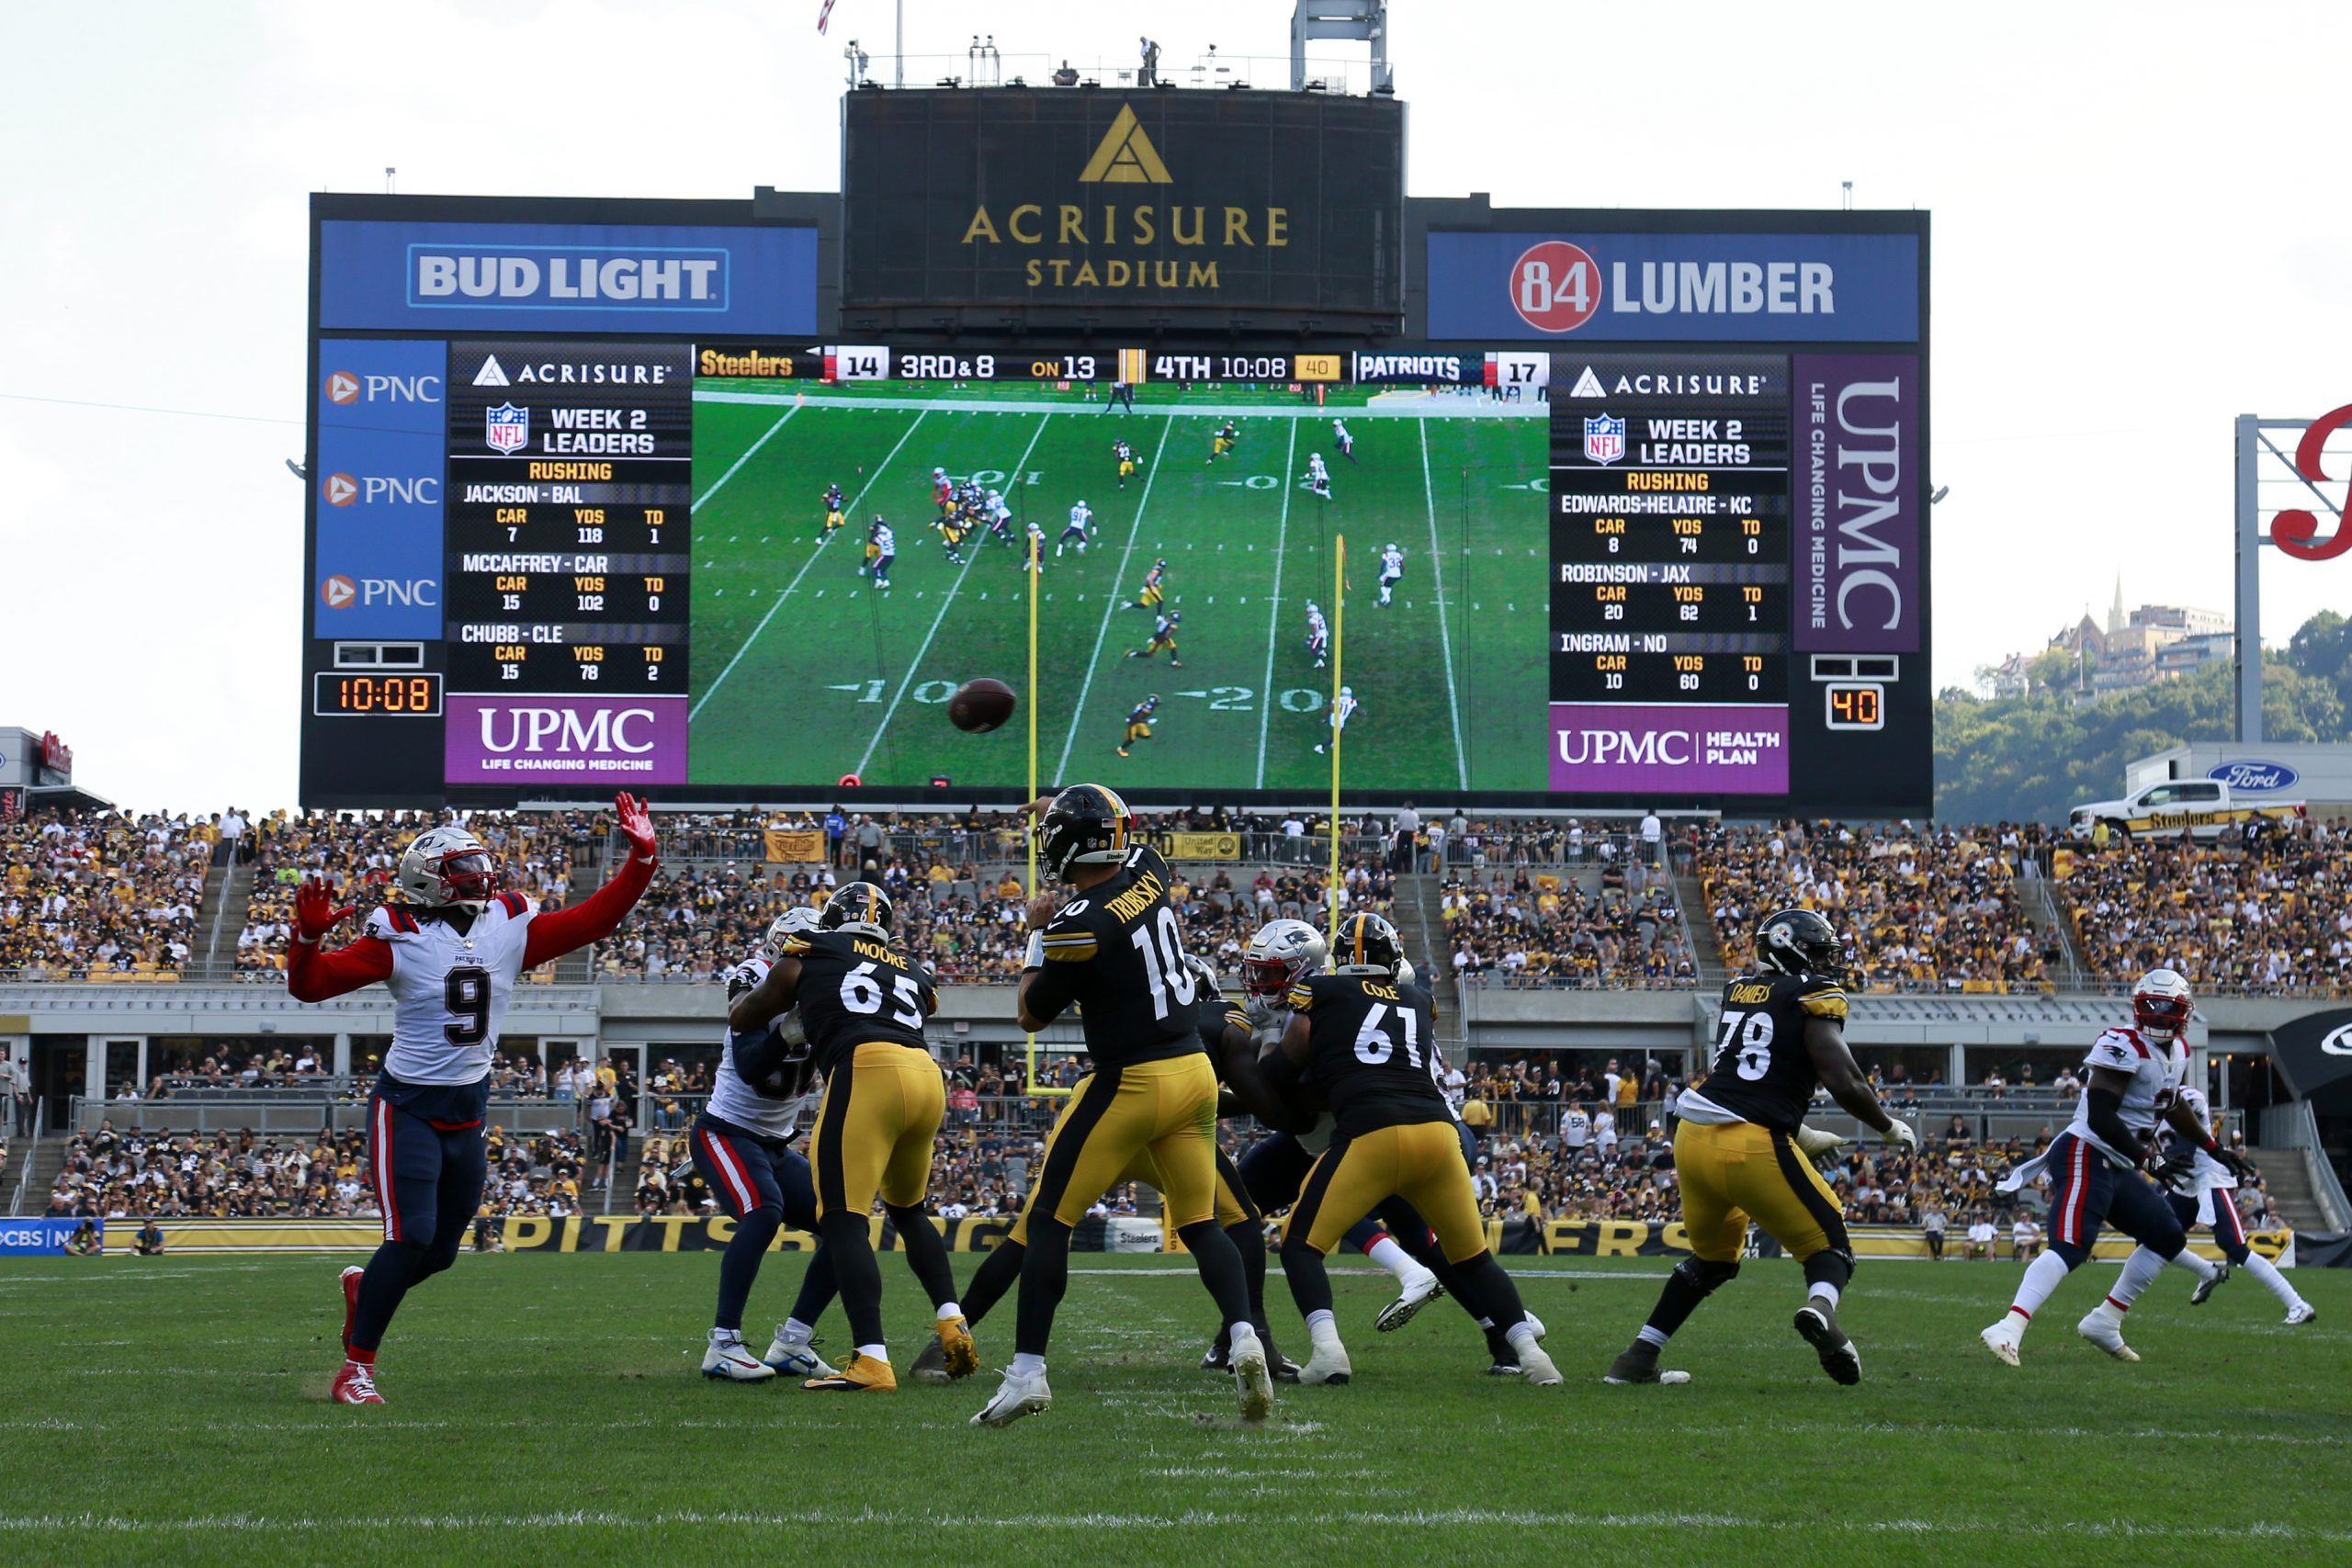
[397, 825, 497, 910]
[761, 906, 822, 960]
[1243, 918, 1328, 1001]
[2132, 968, 2193, 1045]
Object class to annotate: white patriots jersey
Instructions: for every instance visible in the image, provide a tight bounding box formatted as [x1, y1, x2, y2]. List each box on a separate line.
[706, 957, 820, 1139]
[1380, 548, 1404, 580]
[1249, 999, 1337, 1155]
[1330, 694, 1359, 729]
[2160, 1082, 2234, 1192]
[1333, 423, 1351, 444]
[1308, 455, 1328, 478]
[873, 525, 896, 555]
[1068, 504, 1091, 530]
[989, 496, 1012, 522]
[2064, 1026, 2185, 1167]
[369, 897, 535, 1086]
[1306, 612, 1328, 639]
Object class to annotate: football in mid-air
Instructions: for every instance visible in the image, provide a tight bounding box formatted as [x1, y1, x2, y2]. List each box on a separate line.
[948, 678, 1017, 733]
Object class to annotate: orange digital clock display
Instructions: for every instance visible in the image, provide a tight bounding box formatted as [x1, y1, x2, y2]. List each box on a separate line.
[1825, 682, 1883, 731]
[313, 672, 442, 716]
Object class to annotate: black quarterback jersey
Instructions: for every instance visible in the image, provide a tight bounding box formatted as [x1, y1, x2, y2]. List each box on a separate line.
[1288, 973, 1445, 1139]
[1193, 974, 1250, 1065]
[778, 928, 938, 1075]
[1026, 844, 1200, 1067]
[1690, 972, 1849, 1133]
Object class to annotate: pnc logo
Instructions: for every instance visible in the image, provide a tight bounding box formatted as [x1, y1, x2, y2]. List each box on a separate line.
[326, 370, 360, 404]
[321, 575, 356, 608]
[324, 473, 357, 506]
[1079, 105, 1171, 184]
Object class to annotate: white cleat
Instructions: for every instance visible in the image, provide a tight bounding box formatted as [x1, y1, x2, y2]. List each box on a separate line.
[2285, 1303, 2318, 1326]
[1980, 1317, 2023, 1367]
[703, 1339, 778, 1382]
[1374, 1264, 1443, 1333]
[1298, 1338, 1352, 1386]
[1228, 1327, 1275, 1423]
[2075, 1308, 2141, 1363]
[763, 1327, 839, 1380]
[971, 1367, 1053, 1427]
[1515, 1341, 1564, 1387]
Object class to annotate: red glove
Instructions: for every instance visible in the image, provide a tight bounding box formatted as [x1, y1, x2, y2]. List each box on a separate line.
[293, 878, 356, 943]
[614, 791, 659, 863]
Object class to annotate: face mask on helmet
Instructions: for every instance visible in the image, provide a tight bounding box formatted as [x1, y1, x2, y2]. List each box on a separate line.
[2133, 991, 2190, 1042]
[438, 851, 497, 903]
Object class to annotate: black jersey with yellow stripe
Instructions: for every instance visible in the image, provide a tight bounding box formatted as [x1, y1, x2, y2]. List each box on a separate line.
[779, 929, 937, 1075]
[1024, 843, 1201, 1067]
[1691, 971, 1849, 1133]
[1288, 973, 1446, 1138]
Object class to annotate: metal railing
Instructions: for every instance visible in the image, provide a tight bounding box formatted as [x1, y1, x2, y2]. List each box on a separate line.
[6, 1095, 40, 1216]
[65, 1094, 582, 1138]
[2257, 1098, 2351, 1232]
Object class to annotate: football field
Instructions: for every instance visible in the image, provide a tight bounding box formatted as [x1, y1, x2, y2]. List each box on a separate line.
[686, 384, 1549, 794]
[2, 1252, 2346, 1566]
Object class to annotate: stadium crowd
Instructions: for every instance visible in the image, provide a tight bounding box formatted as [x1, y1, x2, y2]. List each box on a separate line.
[0, 809, 214, 980]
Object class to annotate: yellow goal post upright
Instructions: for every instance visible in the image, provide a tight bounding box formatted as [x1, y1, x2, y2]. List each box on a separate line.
[1327, 534, 1346, 948]
[1022, 525, 1072, 1099]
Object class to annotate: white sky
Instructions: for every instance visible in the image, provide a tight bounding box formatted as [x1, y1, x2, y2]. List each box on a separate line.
[4, 0, 2348, 809]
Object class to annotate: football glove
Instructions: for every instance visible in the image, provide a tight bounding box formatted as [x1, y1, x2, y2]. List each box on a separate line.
[1793, 1123, 1849, 1161]
[614, 791, 660, 862]
[292, 877, 356, 943]
[2151, 1143, 2200, 1190]
[2213, 1145, 2256, 1182]
[1882, 1117, 1920, 1151]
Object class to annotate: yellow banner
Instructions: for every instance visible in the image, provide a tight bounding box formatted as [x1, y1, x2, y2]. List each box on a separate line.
[764, 828, 827, 863]
[101, 1220, 383, 1254]
[1294, 354, 1342, 381]
[1166, 831, 1242, 861]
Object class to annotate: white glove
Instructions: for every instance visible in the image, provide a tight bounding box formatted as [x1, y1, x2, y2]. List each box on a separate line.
[1793, 1123, 1848, 1160]
[1882, 1117, 1919, 1150]
[1396, 958, 1417, 987]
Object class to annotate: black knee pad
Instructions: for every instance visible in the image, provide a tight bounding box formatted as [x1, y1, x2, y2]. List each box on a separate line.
[1675, 1257, 1740, 1295]
[1803, 1248, 1855, 1292]
[732, 1205, 782, 1248]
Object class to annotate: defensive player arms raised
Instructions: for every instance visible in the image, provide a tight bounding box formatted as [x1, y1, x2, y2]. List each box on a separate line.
[286, 792, 662, 1000]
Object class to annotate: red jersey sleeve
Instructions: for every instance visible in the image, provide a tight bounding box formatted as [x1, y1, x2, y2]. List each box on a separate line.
[522, 850, 657, 970]
[286, 935, 393, 1002]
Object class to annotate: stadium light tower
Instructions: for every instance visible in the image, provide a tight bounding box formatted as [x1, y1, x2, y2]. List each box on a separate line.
[1290, 0, 1388, 93]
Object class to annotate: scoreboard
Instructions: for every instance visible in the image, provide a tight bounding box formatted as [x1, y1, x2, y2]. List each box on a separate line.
[1547, 351, 1928, 812]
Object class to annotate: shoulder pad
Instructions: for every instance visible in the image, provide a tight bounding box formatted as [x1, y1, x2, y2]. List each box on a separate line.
[2087, 1029, 2143, 1067]
[364, 908, 401, 941]
[1798, 981, 1849, 1021]
[498, 891, 532, 919]
[778, 933, 814, 957]
[1285, 981, 1317, 1011]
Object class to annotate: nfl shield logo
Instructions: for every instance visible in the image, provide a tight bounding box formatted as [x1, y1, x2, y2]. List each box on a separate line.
[485, 401, 529, 455]
[1583, 413, 1625, 466]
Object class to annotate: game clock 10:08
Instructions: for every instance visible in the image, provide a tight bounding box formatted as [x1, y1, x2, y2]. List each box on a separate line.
[313, 672, 443, 717]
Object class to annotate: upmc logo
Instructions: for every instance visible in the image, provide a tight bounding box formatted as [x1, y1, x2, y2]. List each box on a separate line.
[476, 705, 660, 756]
[325, 367, 441, 405]
[322, 472, 440, 507]
[447, 695, 686, 784]
[322, 575, 436, 609]
[1511, 241, 1602, 333]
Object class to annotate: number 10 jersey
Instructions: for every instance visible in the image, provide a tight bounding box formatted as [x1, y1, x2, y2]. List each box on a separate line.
[368, 895, 537, 1086]
[1026, 844, 1200, 1068]
[1681, 971, 1849, 1134]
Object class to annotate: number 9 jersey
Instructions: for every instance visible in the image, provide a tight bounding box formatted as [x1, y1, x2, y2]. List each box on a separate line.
[1687, 971, 1849, 1133]
[369, 895, 537, 1087]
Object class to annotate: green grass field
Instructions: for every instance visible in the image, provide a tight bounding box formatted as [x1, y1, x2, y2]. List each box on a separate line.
[685, 383, 1548, 794]
[2, 1252, 2346, 1565]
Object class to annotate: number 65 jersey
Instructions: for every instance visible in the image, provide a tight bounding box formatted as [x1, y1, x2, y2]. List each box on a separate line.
[370, 896, 537, 1087]
[1680, 971, 1850, 1134]
[777, 927, 938, 1074]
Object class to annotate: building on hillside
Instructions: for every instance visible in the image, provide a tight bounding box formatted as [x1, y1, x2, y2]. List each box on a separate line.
[2002, 579, 2231, 702]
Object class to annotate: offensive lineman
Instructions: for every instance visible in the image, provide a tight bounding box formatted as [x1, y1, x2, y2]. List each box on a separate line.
[694, 909, 843, 1382]
[290, 794, 660, 1404]
[1980, 969, 2231, 1366]
[1603, 908, 1918, 1388]
[727, 885, 970, 1392]
[2078, 1077, 2310, 1358]
[972, 785, 1272, 1427]
[1268, 912, 1562, 1387]
[1376, 543, 1406, 607]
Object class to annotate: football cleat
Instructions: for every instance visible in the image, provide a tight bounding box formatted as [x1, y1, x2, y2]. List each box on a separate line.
[1229, 1327, 1275, 1422]
[1374, 1264, 1444, 1334]
[805, 1352, 897, 1393]
[936, 1314, 979, 1380]
[971, 1366, 1053, 1427]
[909, 1338, 955, 1384]
[1980, 1317, 2024, 1367]
[1514, 1341, 1565, 1387]
[1297, 1338, 1351, 1387]
[1601, 1342, 1691, 1386]
[331, 1361, 384, 1405]
[2075, 1307, 2140, 1363]
[763, 1327, 838, 1380]
[1793, 1300, 1862, 1385]
[2190, 1260, 2231, 1305]
[339, 1264, 365, 1350]
[2285, 1303, 2318, 1325]
[703, 1338, 779, 1382]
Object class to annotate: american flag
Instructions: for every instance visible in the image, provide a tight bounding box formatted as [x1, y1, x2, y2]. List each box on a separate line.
[816, 0, 835, 33]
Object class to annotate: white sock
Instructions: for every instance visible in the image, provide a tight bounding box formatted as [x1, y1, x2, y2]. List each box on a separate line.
[1636, 1325, 1670, 1349]
[709, 1327, 742, 1347]
[935, 1301, 964, 1321]
[1506, 1319, 1540, 1349]
[856, 1342, 888, 1362]
[1365, 1235, 1419, 1281]
[2167, 1247, 2218, 1283]
[2108, 1247, 2165, 1310]
[1808, 1281, 1841, 1309]
[2243, 1252, 2306, 1310]
[2006, 1250, 2074, 1326]
[782, 1318, 816, 1343]
[1305, 1308, 1336, 1336]
[1010, 1351, 1046, 1379]
[1228, 1321, 1261, 1350]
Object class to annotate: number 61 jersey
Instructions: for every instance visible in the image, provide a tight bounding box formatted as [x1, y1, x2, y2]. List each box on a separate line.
[1686, 971, 1849, 1133]
[369, 895, 537, 1087]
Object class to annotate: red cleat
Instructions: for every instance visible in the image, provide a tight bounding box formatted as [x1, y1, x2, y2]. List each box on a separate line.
[332, 1360, 384, 1404]
[340, 1265, 365, 1350]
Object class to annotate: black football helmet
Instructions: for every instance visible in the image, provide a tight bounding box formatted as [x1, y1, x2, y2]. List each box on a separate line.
[821, 881, 893, 937]
[1754, 907, 1845, 981]
[1333, 911, 1405, 977]
[1035, 784, 1133, 880]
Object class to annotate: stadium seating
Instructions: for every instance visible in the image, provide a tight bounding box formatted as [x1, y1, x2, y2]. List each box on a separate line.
[0, 810, 213, 981]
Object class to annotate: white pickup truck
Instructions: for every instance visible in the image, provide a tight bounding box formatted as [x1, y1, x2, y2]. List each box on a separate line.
[2068, 779, 2307, 841]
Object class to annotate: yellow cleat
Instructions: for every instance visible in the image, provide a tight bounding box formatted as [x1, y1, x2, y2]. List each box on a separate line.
[938, 1314, 980, 1380]
[805, 1352, 898, 1393]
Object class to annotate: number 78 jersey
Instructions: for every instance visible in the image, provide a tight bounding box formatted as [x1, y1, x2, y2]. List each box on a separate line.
[368, 897, 537, 1087]
[1689, 971, 1849, 1134]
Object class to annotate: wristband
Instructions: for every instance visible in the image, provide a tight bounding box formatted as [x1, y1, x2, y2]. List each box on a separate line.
[1023, 932, 1046, 970]
[2198, 1134, 2222, 1155]
[295, 932, 318, 946]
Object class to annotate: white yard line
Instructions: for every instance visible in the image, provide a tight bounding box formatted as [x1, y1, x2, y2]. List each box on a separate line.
[1053, 415, 1175, 781]
[689, 410, 930, 724]
[852, 415, 1056, 776]
[692, 404, 797, 510]
[1419, 420, 1469, 791]
[1253, 419, 1301, 787]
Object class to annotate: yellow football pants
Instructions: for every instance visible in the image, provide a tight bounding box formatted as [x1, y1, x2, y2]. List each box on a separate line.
[1283, 1120, 1488, 1264]
[1673, 1119, 1850, 1263]
[807, 1042, 944, 1220]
